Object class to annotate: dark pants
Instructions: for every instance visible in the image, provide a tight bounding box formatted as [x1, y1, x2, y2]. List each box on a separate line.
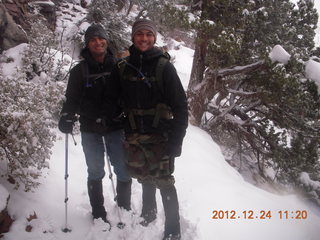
[81, 130, 131, 182]
[141, 181, 181, 238]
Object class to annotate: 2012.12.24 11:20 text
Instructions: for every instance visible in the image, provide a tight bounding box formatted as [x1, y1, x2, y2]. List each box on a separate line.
[211, 210, 308, 220]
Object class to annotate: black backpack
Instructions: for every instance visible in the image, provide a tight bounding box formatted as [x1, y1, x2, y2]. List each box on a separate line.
[116, 53, 173, 130]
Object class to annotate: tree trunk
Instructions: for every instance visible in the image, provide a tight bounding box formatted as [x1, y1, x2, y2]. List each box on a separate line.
[188, 37, 207, 90]
[188, 60, 265, 126]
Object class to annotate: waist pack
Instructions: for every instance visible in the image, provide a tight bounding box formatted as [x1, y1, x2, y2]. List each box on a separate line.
[123, 133, 168, 178]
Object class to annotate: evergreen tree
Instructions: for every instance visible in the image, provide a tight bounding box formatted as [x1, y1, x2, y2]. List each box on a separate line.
[187, 0, 320, 199]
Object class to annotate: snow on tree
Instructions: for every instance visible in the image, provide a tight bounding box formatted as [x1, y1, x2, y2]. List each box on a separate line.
[0, 21, 70, 191]
[186, 0, 320, 203]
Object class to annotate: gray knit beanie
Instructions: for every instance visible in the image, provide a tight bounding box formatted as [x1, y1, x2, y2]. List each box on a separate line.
[132, 19, 157, 42]
[84, 23, 108, 46]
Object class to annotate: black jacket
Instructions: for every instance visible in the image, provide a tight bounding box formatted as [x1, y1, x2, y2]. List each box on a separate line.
[61, 47, 122, 132]
[106, 46, 188, 157]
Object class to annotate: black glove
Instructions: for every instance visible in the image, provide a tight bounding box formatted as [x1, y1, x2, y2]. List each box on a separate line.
[58, 113, 76, 134]
[164, 143, 182, 158]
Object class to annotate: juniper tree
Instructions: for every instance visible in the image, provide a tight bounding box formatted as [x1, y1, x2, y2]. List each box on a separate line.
[0, 21, 68, 191]
[187, 0, 320, 199]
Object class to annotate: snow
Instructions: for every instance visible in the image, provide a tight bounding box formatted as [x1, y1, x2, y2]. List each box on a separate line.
[269, 45, 291, 64]
[169, 44, 194, 91]
[1, 2, 320, 240]
[1, 127, 320, 240]
[299, 172, 320, 191]
[0, 43, 28, 78]
[0, 184, 9, 210]
[30, 1, 55, 7]
[305, 59, 320, 93]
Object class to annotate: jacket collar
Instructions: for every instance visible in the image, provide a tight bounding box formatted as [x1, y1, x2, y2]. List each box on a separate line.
[128, 45, 164, 62]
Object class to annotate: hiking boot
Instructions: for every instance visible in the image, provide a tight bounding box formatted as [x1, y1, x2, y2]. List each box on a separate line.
[163, 233, 181, 240]
[87, 180, 106, 218]
[116, 179, 132, 211]
[140, 208, 157, 226]
[92, 216, 111, 232]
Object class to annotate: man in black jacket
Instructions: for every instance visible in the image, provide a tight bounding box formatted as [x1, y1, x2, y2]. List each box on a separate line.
[105, 19, 188, 240]
[58, 24, 132, 226]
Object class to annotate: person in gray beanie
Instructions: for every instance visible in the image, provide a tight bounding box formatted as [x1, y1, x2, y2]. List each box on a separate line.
[58, 23, 132, 229]
[84, 23, 108, 46]
[104, 18, 188, 240]
[131, 19, 157, 42]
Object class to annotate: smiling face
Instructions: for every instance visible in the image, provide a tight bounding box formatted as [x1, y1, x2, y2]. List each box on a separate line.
[87, 36, 108, 61]
[132, 29, 156, 52]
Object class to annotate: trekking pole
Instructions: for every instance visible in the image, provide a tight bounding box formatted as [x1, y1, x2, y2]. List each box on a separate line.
[102, 136, 125, 229]
[62, 133, 72, 233]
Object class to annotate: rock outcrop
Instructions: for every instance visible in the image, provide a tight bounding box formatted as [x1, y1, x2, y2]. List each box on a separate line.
[0, 0, 58, 52]
[0, 3, 28, 52]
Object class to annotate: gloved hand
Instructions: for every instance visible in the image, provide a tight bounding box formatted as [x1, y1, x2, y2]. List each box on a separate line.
[94, 117, 109, 134]
[164, 143, 182, 158]
[58, 113, 76, 134]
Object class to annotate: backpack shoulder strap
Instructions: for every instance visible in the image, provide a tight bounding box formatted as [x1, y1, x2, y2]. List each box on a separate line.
[80, 60, 91, 87]
[117, 56, 130, 79]
[81, 60, 111, 86]
[155, 53, 170, 95]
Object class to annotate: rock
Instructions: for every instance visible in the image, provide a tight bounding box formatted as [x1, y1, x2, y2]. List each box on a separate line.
[0, 0, 60, 52]
[0, 185, 13, 236]
[1, 0, 30, 31]
[28, 1, 57, 30]
[25, 212, 37, 232]
[0, 3, 28, 52]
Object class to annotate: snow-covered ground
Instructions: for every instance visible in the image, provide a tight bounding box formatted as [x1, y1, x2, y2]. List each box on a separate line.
[2, 126, 320, 240]
[1, 1, 320, 240]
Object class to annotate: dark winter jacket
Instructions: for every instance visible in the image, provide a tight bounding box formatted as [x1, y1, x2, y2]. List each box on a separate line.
[105, 45, 188, 157]
[61, 47, 123, 132]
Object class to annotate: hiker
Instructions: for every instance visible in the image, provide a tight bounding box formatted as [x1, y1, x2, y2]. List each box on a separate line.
[58, 23, 132, 226]
[104, 19, 188, 240]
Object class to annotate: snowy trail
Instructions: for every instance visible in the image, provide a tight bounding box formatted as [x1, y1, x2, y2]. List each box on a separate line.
[3, 126, 320, 240]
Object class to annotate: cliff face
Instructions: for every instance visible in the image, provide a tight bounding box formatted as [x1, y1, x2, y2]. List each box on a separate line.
[0, 0, 58, 52]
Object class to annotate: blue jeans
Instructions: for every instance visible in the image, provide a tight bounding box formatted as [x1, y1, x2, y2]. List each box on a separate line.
[81, 130, 131, 182]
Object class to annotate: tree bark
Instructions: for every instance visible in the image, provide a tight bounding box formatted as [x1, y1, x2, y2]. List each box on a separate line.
[188, 37, 207, 90]
[188, 60, 266, 126]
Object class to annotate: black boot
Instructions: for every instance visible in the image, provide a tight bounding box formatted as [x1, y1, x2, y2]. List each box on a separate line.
[116, 179, 132, 211]
[140, 182, 157, 226]
[87, 179, 107, 221]
[160, 185, 181, 240]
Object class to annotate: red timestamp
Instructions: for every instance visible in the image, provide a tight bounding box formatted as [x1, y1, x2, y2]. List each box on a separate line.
[211, 210, 308, 220]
